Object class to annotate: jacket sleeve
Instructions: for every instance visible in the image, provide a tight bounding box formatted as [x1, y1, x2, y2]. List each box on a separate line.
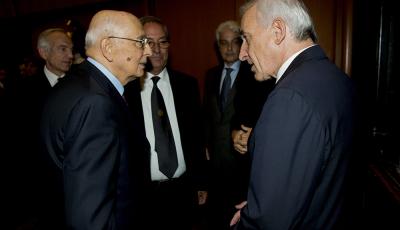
[63, 94, 119, 230]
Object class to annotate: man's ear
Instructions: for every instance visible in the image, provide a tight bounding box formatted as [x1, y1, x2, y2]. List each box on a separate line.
[100, 38, 113, 62]
[271, 18, 286, 45]
[37, 47, 48, 60]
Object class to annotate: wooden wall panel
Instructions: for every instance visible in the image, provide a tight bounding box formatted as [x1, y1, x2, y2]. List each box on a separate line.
[148, 0, 353, 90]
[304, 0, 353, 75]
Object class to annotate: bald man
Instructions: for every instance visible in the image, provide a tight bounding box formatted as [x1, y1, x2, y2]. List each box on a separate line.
[40, 10, 152, 230]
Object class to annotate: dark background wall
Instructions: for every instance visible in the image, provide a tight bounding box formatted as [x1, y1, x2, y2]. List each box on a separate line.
[0, 0, 352, 91]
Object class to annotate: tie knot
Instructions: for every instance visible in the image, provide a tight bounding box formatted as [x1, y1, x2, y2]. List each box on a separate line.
[225, 68, 233, 75]
[152, 76, 160, 85]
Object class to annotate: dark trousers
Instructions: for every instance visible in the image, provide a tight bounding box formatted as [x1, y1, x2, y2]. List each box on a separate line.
[143, 174, 195, 230]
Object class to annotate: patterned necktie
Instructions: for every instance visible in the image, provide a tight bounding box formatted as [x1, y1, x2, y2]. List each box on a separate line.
[220, 68, 233, 111]
[151, 76, 178, 178]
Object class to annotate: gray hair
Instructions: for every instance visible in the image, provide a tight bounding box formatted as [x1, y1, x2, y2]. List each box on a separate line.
[241, 0, 317, 42]
[85, 14, 126, 49]
[37, 28, 68, 52]
[215, 20, 241, 41]
[140, 16, 170, 40]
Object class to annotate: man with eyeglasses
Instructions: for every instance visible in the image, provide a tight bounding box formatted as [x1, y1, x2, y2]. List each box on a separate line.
[40, 10, 152, 230]
[124, 15, 207, 230]
[203, 20, 275, 230]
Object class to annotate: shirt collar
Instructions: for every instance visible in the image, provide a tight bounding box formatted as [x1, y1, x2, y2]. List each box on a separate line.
[145, 67, 169, 85]
[224, 60, 241, 72]
[44, 65, 64, 87]
[276, 44, 316, 82]
[87, 57, 124, 95]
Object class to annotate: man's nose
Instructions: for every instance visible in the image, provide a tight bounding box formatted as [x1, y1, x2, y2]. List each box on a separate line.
[239, 42, 248, 61]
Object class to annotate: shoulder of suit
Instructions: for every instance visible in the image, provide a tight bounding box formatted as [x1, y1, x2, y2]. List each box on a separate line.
[206, 65, 223, 73]
[204, 65, 224, 80]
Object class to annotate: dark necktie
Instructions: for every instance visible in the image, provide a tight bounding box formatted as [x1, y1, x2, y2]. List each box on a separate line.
[151, 76, 178, 178]
[220, 68, 233, 111]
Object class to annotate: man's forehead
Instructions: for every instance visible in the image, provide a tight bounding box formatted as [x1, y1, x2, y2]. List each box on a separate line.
[241, 6, 257, 32]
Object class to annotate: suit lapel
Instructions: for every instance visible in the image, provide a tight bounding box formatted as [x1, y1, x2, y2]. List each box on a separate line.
[83, 61, 129, 113]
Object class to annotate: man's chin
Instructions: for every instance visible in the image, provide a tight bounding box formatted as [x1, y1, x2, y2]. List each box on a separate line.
[254, 73, 265, 82]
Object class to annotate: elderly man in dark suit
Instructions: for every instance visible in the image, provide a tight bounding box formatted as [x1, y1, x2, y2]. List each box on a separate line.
[230, 0, 355, 229]
[40, 10, 151, 229]
[6, 27, 74, 229]
[124, 16, 207, 230]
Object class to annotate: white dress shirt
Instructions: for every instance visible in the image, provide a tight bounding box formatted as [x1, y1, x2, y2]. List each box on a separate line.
[219, 60, 241, 91]
[44, 65, 64, 87]
[141, 68, 186, 181]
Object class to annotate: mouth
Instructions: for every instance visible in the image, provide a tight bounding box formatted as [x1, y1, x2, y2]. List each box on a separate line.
[149, 56, 161, 61]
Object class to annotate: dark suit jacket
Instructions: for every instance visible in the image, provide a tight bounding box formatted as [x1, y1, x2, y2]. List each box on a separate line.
[124, 68, 206, 190]
[14, 70, 52, 152]
[203, 62, 251, 168]
[6, 69, 62, 228]
[237, 45, 355, 229]
[40, 60, 149, 230]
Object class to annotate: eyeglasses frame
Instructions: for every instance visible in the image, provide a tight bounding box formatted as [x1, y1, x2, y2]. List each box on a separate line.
[107, 36, 149, 49]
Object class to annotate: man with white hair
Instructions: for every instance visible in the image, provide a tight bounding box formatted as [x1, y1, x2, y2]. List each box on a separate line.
[230, 0, 355, 229]
[7, 27, 74, 229]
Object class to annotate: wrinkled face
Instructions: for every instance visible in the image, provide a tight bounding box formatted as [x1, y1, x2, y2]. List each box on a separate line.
[218, 28, 242, 65]
[109, 21, 152, 81]
[41, 32, 73, 76]
[239, 4, 279, 81]
[143, 22, 169, 75]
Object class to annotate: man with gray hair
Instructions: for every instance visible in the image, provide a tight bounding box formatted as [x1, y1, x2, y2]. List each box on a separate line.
[37, 28, 74, 81]
[230, 0, 354, 229]
[40, 10, 151, 229]
[7, 27, 73, 229]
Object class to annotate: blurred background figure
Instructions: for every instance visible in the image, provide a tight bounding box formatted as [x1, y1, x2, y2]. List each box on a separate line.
[18, 55, 40, 79]
[7, 27, 73, 229]
[203, 20, 274, 230]
[65, 18, 87, 65]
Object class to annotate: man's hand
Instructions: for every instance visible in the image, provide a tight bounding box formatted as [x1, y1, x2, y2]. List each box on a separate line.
[230, 201, 247, 227]
[232, 125, 252, 154]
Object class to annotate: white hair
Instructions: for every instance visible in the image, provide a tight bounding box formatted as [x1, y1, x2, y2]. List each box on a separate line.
[243, 0, 317, 42]
[215, 20, 241, 41]
[37, 28, 67, 51]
